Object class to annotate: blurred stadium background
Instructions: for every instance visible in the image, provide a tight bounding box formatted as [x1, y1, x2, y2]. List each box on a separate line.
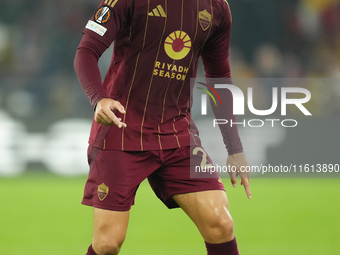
[0, 0, 339, 254]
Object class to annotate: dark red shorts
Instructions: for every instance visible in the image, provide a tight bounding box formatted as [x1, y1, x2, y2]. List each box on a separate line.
[82, 145, 225, 211]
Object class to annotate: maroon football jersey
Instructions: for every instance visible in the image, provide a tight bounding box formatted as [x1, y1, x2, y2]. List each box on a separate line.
[83, 0, 233, 151]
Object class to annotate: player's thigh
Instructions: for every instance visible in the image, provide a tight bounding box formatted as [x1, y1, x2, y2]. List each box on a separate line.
[173, 190, 233, 241]
[173, 190, 230, 224]
[148, 146, 225, 209]
[92, 208, 130, 248]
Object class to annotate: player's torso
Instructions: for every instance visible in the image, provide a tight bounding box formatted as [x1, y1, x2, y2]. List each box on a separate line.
[106, 0, 224, 118]
[93, 0, 227, 151]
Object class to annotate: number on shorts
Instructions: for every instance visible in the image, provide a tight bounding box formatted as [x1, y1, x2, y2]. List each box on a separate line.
[192, 147, 213, 168]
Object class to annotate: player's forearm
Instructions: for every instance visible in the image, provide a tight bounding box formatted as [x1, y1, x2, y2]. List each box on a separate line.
[209, 89, 243, 155]
[74, 35, 109, 109]
[202, 56, 243, 155]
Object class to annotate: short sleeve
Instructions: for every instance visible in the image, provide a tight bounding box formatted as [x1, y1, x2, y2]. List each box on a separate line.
[83, 0, 132, 47]
[201, 0, 232, 60]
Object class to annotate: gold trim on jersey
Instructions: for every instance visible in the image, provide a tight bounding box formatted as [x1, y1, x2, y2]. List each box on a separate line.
[178, 0, 199, 115]
[122, 0, 151, 150]
[157, 125, 163, 150]
[148, 5, 166, 17]
[163, 0, 184, 148]
[194, 0, 200, 40]
[209, 0, 214, 35]
[176, 0, 200, 147]
[184, 116, 198, 146]
[158, 73, 173, 150]
[140, 0, 168, 151]
[185, 0, 213, 115]
[160, 59, 176, 124]
[127, 26, 132, 41]
[224, 0, 232, 23]
[180, 0, 184, 30]
[172, 118, 181, 147]
[105, 0, 119, 8]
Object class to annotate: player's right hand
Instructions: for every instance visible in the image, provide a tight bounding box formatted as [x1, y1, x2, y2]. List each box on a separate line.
[94, 98, 127, 128]
[227, 152, 251, 199]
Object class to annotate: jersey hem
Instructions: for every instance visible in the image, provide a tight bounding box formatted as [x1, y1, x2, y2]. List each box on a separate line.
[89, 140, 193, 151]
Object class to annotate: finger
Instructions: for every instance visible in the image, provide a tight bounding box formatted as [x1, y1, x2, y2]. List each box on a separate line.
[103, 108, 126, 128]
[230, 178, 237, 188]
[241, 178, 252, 199]
[97, 110, 125, 127]
[112, 101, 126, 114]
[228, 171, 237, 187]
[116, 118, 127, 127]
[239, 172, 249, 180]
[95, 112, 113, 125]
[110, 101, 127, 127]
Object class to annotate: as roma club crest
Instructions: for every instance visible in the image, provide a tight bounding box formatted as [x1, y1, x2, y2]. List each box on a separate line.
[199, 10, 212, 31]
[98, 183, 109, 201]
[95, 6, 112, 24]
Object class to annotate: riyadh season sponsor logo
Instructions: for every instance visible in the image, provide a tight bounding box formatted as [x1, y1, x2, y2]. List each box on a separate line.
[196, 83, 312, 128]
[164, 31, 192, 60]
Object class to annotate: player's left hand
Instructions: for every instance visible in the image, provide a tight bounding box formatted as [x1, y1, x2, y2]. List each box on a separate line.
[227, 152, 251, 199]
